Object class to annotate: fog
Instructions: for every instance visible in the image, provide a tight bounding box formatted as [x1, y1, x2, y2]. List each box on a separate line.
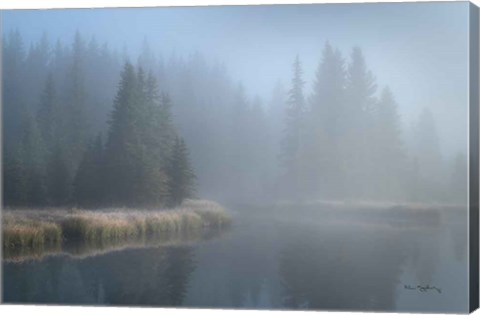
[1, 4, 474, 311]
[3, 2, 469, 153]
[2, 2, 471, 205]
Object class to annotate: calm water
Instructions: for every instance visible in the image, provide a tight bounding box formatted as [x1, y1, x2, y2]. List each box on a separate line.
[2, 204, 469, 313]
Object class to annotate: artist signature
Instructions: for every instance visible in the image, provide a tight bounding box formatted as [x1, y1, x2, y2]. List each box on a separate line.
[404, 284, 442, 294]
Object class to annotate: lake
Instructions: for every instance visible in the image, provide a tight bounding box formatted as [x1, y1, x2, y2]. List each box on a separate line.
[2, 204, 469, 313]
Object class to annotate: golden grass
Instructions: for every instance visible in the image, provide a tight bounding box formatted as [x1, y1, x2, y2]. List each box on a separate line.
[2, 199, 231, 250]
[2, 213, 62, 249]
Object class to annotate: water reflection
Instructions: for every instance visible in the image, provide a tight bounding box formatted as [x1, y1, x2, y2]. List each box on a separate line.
[4, 245, 197, 306]
[276, 208, 467, 313]
[278, 223, 407, 311]
[82, 245, 196, 306]
[3, 205, 469, 312]
[3, 227, 226, 263]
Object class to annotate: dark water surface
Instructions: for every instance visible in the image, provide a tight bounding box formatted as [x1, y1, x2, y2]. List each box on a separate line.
[2, 205, 469, 312]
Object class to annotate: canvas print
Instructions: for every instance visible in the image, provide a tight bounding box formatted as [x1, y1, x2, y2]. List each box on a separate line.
[1, 1, 479, 313]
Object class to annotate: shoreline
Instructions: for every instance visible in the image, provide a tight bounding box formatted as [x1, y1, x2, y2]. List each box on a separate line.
[2, 199, 231, 255]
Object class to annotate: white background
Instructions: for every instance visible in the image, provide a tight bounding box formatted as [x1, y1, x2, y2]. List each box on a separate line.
[0, 1, 478, 315]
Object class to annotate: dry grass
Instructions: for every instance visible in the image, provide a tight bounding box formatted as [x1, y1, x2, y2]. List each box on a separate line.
[182, 199, 232, 227]
[2, 199, 230, 250]
[2, 213, 62, 249]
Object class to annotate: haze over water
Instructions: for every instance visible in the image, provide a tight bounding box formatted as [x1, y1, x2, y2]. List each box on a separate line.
[1, 2, 473, 313]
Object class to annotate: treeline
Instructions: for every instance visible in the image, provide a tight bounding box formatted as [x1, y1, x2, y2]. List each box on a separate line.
[3, 31, 195, 208]
[3, 30, 279, 206]
[279, 43, 467, 203]
[2, 30, 468, 207]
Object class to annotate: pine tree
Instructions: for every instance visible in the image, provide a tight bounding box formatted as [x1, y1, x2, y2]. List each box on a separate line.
[267, 80, 287, 156]
[36, 73, 60, 145]
[66, 31, 89, 167]
[280, 56, 306, 198]
[47, 143, 71, 206]
[3, 30, 27, 205]
[227, 83, 251, 200]
[138, 37, 156, 71]
[3, 148, 28, 206]
[133, 68, 170, 206]
[281, 56, 305, 166]
[3, 29, 27, 152]
[265, 81, 287, 197]
[20, 115, 48, 206]
[372, 87, 406, 200]
[346, 47, 377, 113]
[344, 47, 378, 198]
[73, 135, 104, 207]
[167, 136, 196, 207]
[310, 41, 346, 136]
[305, 42, 346, 198]
[104, 62, 170, 207]
[51, 39, 69, 92]
[409, 107, 444, 201]
[143, 73, 175, 169]
[24, 32, 51, 108]
[104, 62, 141, 205]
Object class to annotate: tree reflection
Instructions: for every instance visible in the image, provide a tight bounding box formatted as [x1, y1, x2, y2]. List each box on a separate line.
[278, 223, 408, 311]
[3, 207, 467, 311]
[3, 245, 197, 307]
[75, 245, 197, 306]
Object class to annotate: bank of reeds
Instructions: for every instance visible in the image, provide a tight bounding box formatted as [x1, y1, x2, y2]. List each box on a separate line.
[2, 214, 63, 249]
[2, 199, 231, 250]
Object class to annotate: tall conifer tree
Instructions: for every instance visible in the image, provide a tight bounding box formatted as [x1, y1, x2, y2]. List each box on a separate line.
[167, 136, 196, 207]
[344, 47, 378, 198]
[280, 56, 306, 198]
[306, 42, 346, 198]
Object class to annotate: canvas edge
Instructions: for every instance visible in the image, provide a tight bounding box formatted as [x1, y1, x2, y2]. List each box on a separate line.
[469, 2, 480, 313]
[0, 1, 477, 313]
[0, 8, 5, 305]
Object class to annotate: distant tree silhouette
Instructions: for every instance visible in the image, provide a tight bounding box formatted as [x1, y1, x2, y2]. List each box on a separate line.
[304, 42, 347, 198]
[371, 87, 406, 200]
[280, 55, 306, 199]
[167, 136, 196, 207]
[47, 144, 72, 206]
[1, 30, 464, 206]
[344, 46, 378, 198]
[73, 135, 105, 207]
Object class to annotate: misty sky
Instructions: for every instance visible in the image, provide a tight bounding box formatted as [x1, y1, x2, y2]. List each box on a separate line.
[1, 2, 471, 156]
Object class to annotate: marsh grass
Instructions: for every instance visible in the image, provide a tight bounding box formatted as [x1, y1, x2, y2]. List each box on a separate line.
[271, 200, 453, 228]
[3, 224, 227, 263]
[2, 199, 231, 255]
[2, 214, 62, 249]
